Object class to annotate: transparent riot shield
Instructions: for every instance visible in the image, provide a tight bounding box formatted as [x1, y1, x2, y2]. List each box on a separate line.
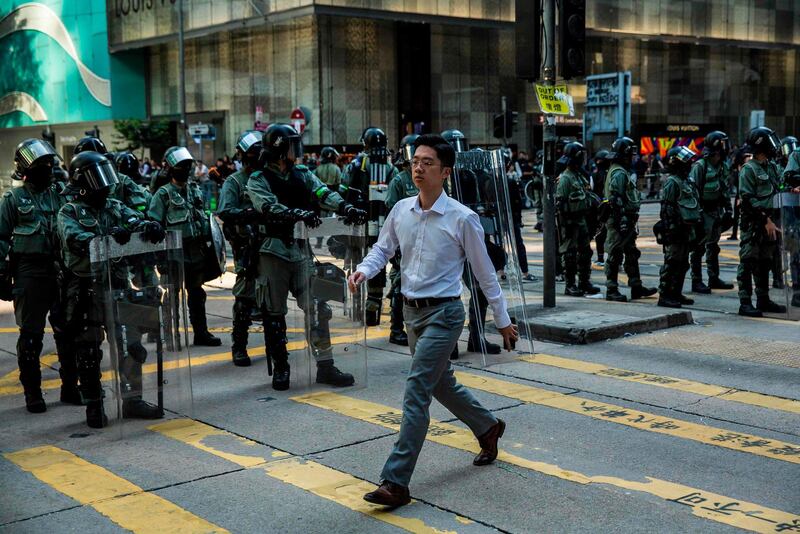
[89, 230, 193, 437]
[449, 149, 535, 366]
[294, 216, 368, 391]
[776, 191, 800, 320]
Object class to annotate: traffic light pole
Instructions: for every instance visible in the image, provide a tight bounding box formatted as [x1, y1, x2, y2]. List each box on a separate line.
[542, 0, 557, 307]
[178, 0, 187, 147]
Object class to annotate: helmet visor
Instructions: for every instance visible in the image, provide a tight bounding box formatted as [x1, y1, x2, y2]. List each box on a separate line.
[286, 136, 303, 162]
[237, 131, 263, 153]
[81, 159, 119, 190]
[401, 143, 415, 163]
[673, 146, 696, 165]
[165, 147, 194, 168]
[18, 140, 57, 168]
[452, 137, 469, 153]
[782, 139, 798, 157]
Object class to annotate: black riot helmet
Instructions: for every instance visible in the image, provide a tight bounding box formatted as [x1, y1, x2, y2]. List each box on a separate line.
[163, 146, 195, 182]
[69, 151, 119, 193]
[115, 151, 140, 179]
[609, 136, 638, 161]
[14, 138, 60, 181]
[441, 129, 469, 153]
[746, 127, 780, 157]
[665, 146, 697, 176]
[399, 134, 420, 163]
[361, 127, 388, 152]
[557, 141, 587, 168]
[320, 146, 339, 164]
[781, 136, 798, 158]
[703, 131, 730, 157]
[593, 149, 610, 169]
[74, 136, 108, 155]
[235, 130, 263, 167]
[259, 123, 303, 166]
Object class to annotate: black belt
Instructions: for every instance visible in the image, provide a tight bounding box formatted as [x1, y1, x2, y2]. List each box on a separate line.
[403, 296, 460, 308]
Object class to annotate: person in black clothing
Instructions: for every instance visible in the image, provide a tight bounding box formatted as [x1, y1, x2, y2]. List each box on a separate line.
[592, 149, 610, 265]
[506, 159, 535, 281]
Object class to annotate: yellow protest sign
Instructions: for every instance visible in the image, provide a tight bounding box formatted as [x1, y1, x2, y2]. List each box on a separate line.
[535, 84, 573, 115]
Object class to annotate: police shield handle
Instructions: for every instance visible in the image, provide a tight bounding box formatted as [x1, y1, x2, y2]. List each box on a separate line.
[348, 271, 367, 293]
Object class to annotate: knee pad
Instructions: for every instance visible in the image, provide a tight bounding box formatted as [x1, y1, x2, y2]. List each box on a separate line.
[316, 301, 333, 322]
[76, 345, 103, 369]
[127, 342, 147, 364]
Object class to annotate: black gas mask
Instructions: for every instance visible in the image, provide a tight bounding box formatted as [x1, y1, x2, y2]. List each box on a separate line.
[83, 186, 111, 209]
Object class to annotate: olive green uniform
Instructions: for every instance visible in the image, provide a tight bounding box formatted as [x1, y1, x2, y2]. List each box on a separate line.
[315, 162, 342, 189]
[147, 182, 214, 336]
[0, 182, 74, 405]
[385, 169, 418, 339]
[556, 168, 594, 288]
[217, 169, 259, 357]
[689, 158, 732, 284]
[57, 198, 143, 406]
[658, 174, 701, 298]
[738, 159, 782, 300]
[604, 163, 643, 291]
[246, 163, 346, 370]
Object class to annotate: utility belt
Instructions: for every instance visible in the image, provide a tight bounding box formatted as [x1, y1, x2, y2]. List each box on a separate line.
[263, 223, 297, 246]
[403, 295, 460, 309]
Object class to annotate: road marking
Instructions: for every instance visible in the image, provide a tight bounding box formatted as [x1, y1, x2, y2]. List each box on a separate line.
[4, 445, 227, 534]
[151, 418, 479, 534]
[0, 329, 387, 397]
[455, 372, 800, 465]
[292, 391, 800, 533]
[522, 353, 800, 415]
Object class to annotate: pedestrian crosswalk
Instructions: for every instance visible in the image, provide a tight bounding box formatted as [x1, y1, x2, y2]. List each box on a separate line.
[3, 355, 798, 533]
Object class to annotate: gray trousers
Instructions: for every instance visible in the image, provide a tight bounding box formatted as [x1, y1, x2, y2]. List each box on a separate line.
[381, 299, 498, 486]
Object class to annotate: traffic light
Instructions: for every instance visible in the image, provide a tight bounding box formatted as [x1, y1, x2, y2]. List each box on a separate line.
[559, 0, 585, 79]
[84, 125, 100, 138]
[493, 110, 519, 140]
[41, 129, 55, 147]
[515, 0, 541, 81]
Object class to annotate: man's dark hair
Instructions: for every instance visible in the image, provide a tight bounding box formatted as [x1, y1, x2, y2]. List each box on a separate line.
[414, 134, 455, 169]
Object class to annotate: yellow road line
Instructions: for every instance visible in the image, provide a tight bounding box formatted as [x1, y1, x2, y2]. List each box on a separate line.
[0, 329, 388, 397]
[4, 445, 227, 534]
[292, 391, 799, 533]
[522, 353, 800, 415]
[455, 372, 800, 465]
[150, 419, 466, 534]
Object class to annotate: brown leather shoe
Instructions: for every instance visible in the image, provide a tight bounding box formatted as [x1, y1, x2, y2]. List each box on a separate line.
[363, 481, 411, 508]
[473, 419, 505, 466]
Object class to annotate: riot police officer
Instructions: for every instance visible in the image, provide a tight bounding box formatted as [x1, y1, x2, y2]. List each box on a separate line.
[246, 123, 367, 391]
[315, 147, 343, 191]
[689, 131, 734, 293]
[341, 127, 399, 327]
[58, 151, 166, 428]
[555, 142, 601, 297]
[147, 146, 222, 346]
[657, 146, 702, 308]
[779, 136, 800, 306]
[592, 149, 611, 265]
[604, 137, 657, 301]
[217, 131, 263, 366]
[782, 136, 800, 182]
[0, 139, 77, 413]
[441, 129, 502, 356]
[74, 136, 151, 213]
[383, 134, 420, 346]
[116, 151, 149, 187]
[737, 127, 787, 317]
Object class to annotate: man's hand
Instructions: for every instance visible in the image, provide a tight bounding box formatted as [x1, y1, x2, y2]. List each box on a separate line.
[348, 271, 366, 293]
[765, 218, 781, 241]
[498, 323, 519, 352]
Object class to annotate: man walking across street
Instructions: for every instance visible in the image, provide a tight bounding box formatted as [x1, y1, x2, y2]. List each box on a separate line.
[348, 134, 519, 507]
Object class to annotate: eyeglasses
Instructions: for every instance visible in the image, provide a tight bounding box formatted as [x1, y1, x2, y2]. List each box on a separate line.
[411, 158, 440, 169]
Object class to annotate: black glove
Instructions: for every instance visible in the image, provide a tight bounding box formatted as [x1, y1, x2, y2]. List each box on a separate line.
[140, 221, 166, 244]
[618, 216, 632, 235]
[299, 210, 323, 229]
[0, 272, 12, 301]
[111, 226, 132, 245]
[339, 203, 368, 225]
[239, 208, 261, 224]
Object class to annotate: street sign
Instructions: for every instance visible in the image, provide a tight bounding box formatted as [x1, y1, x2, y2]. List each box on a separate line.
[750, 110, 765, 129]
[583, 72, 631, 141]
[188, 123, 209, 136]
[535, 84, 573, 115]
[255, 105, 263, 123]
[290, 107, 306, 134]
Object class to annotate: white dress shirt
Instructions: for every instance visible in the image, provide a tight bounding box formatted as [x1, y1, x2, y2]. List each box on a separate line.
[357, 190, 511, 329]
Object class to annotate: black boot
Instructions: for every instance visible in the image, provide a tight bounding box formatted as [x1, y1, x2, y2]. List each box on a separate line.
[564, 284, 585, 297]
[231, 299, 252, 367]
[630, 285, 657, 299]
[189, 288, 222, 346]
[55, 335, 81, 405]
[657, 293, 683, 308]
[120, 350, 163, 419]
[692, 281, 712, 294]
[388, 296, 408, 346]
[738, 299, 763, 317]
[450, 345, 459, 360]
[564, 256, 583, 296]
[578, 281, 601, 295]
[708, 277, 734, 290]
[606, 289, 627, 302]
[757, 296, 787, 314]
[76, 345, 107, 428]
[265, 315, 291, 391]
[17, 334, 45, 414]
[316, 360, 355, 387]
[678, 294, 695, 305]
